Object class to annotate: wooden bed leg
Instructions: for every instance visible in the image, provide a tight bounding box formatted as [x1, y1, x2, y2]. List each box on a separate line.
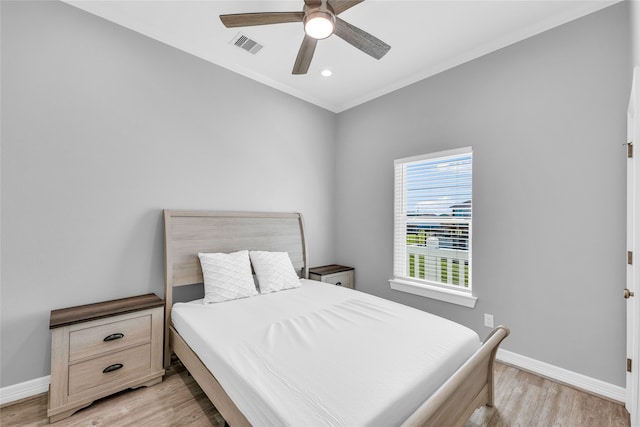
[486, 358, 495, 408]
[484, 328, 504, 408]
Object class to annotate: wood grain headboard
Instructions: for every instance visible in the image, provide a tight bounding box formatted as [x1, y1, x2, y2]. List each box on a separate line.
[162, 210, 308, 365]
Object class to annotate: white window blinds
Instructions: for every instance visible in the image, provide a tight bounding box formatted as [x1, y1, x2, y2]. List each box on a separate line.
[393, 147, 472, 290]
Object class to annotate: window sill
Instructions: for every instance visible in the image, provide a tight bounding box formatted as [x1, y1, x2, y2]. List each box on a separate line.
[388, 278, 477, 308]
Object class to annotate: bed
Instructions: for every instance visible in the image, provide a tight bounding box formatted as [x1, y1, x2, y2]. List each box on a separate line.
[163, 210, 509, 427]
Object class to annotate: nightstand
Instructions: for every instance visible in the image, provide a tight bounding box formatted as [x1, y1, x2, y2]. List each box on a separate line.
[309, 265, 355, 289]
[48, 293, 165, 423]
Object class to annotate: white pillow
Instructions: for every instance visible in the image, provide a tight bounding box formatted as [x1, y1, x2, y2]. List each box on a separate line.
[249, 251, 301, 294]
[198, 250, 258, 303]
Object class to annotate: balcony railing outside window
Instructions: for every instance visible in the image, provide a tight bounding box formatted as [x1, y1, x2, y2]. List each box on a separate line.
[407, 244, 469, 287]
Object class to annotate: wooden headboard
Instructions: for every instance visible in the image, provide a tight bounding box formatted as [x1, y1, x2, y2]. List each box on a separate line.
[162, 210, 308, 365]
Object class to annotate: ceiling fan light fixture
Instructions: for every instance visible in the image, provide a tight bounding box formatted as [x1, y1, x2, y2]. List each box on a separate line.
[304, 10, 334, 40]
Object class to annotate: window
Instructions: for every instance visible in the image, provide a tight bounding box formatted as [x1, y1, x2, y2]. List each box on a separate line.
[390, 147, 476, 308]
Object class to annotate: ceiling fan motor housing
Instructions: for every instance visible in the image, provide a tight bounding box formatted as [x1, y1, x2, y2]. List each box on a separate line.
[303, 3, 336, 39]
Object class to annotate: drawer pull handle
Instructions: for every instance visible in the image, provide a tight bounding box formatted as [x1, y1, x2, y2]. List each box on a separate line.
[335, 282, 342, 286]
[103, 363, 123, 374]
[103, 333, 125, 342]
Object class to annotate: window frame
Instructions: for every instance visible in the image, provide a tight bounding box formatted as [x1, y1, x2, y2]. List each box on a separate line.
[389, 146, 477, 308]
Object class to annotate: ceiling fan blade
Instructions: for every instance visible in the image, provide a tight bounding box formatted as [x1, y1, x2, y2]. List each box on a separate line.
[220, 12, 304, 28]
[333, 17, 390, 60]
[292, 35, 318, 75]
[328, 0, 365, 15]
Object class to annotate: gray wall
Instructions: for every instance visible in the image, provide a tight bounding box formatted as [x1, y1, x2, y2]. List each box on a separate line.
[335, 3, 630, 386]
[1, 1, 336, 387]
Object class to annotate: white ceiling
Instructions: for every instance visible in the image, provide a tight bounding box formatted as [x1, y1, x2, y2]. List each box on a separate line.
[62, 0, 620, 112]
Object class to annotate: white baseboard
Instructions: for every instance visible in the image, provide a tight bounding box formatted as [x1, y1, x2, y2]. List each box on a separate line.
[497, 349, 626, 404]
[0, 375, 50, 406]
[0, 351, 627, 407]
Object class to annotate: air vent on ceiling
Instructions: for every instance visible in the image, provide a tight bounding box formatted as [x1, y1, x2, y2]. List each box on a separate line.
[230, 33, 263, 55]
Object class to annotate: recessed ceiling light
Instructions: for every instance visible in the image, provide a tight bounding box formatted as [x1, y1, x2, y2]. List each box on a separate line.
[321, 69, 332, 77]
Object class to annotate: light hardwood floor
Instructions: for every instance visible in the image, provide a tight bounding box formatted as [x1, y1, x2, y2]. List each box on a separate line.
[1, 360, 630, 427]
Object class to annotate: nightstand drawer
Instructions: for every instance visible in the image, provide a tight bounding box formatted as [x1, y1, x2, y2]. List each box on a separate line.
[69, 315, 151, 362]
[68, 343, 151, 395]
[324, 272, 353, 288]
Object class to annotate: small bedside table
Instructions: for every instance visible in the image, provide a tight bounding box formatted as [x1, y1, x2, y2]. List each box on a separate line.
[48, 293, 165, 423]
[309, 264, 355, 289]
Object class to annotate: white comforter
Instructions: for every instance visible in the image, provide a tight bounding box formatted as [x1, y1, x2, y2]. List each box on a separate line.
[171, 279, 480, 427]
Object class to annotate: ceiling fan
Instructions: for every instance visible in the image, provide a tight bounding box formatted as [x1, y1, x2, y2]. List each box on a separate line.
[220, 0, 391, 75]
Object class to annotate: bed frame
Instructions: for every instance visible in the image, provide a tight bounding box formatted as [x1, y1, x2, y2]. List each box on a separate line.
[163, 209, 509, 427]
